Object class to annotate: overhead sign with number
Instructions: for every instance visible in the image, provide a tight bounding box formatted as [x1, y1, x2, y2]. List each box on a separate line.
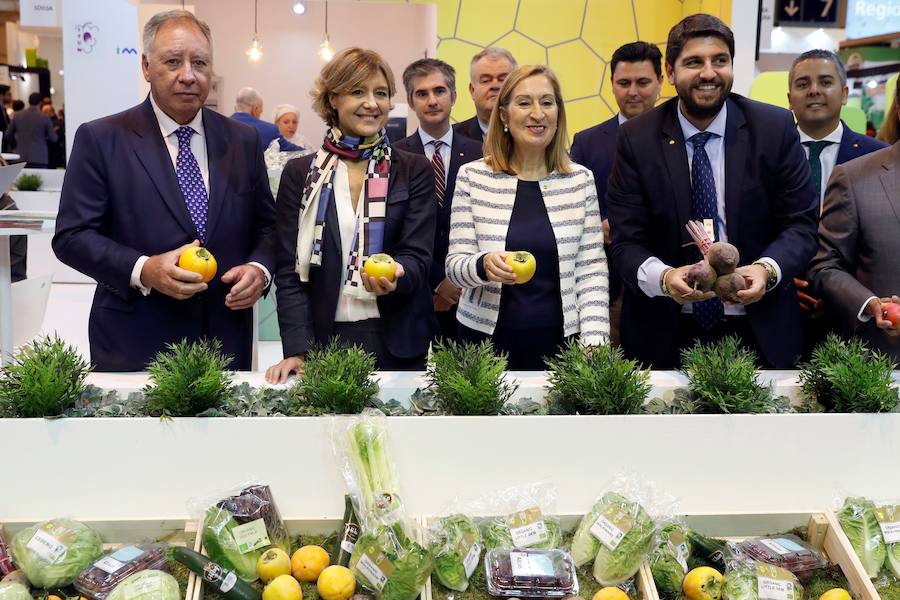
[775, 0, 839, 26]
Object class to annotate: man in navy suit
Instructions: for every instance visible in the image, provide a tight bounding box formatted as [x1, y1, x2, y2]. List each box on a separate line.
[453, 47, 516, 142]
[787, 49, 887, 351]
[53, 10, 275, 372]
[394, 58, 482, 340]
[571, 41, 663, 345]
[607, 14, 819, 368]
[230, 87, 279, 152]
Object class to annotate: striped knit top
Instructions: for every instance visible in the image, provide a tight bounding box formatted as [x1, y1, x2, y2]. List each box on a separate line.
[446, 159, 610, 345]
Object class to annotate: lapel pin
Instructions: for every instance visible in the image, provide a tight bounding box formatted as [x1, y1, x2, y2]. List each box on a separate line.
[668, 139, 675, 145]
[853, 143, 859, 148]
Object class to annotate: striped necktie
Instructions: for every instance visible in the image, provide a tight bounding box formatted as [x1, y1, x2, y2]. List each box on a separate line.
[430, 139, 446, 208]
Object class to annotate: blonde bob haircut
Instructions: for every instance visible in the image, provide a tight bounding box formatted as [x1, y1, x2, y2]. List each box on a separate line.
[311, 47, 397, 128]
[484, 65, 571, 175]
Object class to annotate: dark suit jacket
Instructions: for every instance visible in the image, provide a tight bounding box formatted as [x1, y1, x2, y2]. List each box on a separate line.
[453, 116, 484, 143]
[53, 98, 276, 371]
[607, 94, 819, 368]
[392, 130, 482, 288]
[0, 194, 26, 282]
[808, 142, 900, 359]
[7, 106, 58, 165]
[570, 115, 618, 219]
[836, 122, 888, 164]
[230, 112, 280, 152]
[274, 149, 438, 360]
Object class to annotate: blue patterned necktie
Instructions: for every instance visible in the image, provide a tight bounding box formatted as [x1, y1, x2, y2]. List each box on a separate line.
[689, 131, 724, 330]
[175, 126, 209, 243]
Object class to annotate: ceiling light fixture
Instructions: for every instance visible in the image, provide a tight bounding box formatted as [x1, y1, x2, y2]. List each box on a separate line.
[292, 2, 306, 15]
[317, 0, 334, 62]
[246, 0, 264, 63]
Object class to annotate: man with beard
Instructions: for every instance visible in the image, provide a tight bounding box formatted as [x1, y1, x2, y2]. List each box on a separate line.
[606, 13, 818, 368]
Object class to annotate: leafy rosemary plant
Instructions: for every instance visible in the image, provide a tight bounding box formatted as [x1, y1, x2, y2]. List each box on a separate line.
[14, 173, 42, 191]
[679, 335, 783, 413]
[546, 340, 651, 414]
[289, 340, 379, 415]
[426, 339, 517, 415]
[142, 338, 233, 417]
[0, 334, 91, 417]
[799, 334, 898, 412]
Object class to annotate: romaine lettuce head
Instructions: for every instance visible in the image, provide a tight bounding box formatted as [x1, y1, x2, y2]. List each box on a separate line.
[887, 543, 900, 579]
[0, 582, 31, 600]
[9, 518, 103, 588]
[430, 514, 481, 592]
[349, 525, 434, 600]
[837, 497, 886, 578]
[480, 516, 561, 551]
[650, 522, 691, 598]
[723, 562, 759, 600]
[106, 570, 180, 600]
[583, 492, 656, 586]
[202, 506, 260, 582]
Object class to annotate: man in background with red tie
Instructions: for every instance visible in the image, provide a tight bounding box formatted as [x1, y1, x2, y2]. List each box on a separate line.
[394, 58, 482, 340]
[53, 10, 275, 371]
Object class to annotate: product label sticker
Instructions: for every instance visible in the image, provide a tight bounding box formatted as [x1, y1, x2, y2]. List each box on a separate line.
[874, 504, 900, 543]
[231, 518, 271, 554]
[462, 540, 482, 578]
[666, 529, 690, 572]
[507, 507, 549, 548]
[703, 218, 715, 241]
[760, 539, 792, 555]
[756, 564, 797, 600]
[590, 506, 634, 551]
[26, 529, 68, 563]
[357, 545, 395, 591]
[132, 573, 162, 594]
[509, 551, 555, 578]
[111, 545, 145, 563]
[220, 571, 237, 593]
[340, 540, 356, 555]
[94, 555, 127, 574]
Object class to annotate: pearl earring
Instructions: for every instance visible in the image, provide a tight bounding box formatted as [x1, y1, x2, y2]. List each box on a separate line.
[503, 124, 509, 133]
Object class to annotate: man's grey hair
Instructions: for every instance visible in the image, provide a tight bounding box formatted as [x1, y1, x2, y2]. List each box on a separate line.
[469, 47, 517, 82]
[143, 10, 213, 57]
[235, 87, 263, 111]
[789, 49, 847, 87]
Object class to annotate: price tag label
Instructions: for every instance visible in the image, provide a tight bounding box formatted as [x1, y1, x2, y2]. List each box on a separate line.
[756, 564, 798, 600]
[356, 546, 395, 591]
[510, 551, 555, 577]
[666, 529, 689, 572]
[507, 507, 549, 548]
[95, 556, 126, 574]
[875, 504, 900, 543]
[590, 506, 634, 551]
[26, 529, 67, 563]
[231, 518, 271, 554]
[95, 545, 146, 574]
[462, 540, 482, 578]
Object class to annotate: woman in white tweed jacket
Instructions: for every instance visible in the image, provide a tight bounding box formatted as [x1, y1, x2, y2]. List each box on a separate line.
[446, 65, 609, 369]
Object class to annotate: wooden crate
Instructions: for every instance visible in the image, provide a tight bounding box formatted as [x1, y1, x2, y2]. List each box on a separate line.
[0, 518, 201, 600]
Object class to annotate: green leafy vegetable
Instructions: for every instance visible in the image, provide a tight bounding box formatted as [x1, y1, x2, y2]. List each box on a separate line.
[887, 543, 900, 579]
[837, 497, 887, 578]
[143, 338, 234, 417]
[202, 506, 260, 582]
[430, 514, 482, 592]
[9, 518, 103, 588]
[349, 524, 434, 600]
[290, 341, 379, 415]
[343, 411, 399, 516]
[426, 340, 517, 415]
[0, 582, 31, 600]
[650, 522, 692, 599]
[480, 516, 561, 551]
[106, 570, 181, 600]
[723, 562, 758, 600]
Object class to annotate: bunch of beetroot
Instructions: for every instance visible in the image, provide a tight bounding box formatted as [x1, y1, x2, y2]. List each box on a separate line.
[684, 242, 744, 303]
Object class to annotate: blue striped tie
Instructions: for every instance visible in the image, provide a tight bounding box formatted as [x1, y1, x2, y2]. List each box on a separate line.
[689, 131, 724, 330]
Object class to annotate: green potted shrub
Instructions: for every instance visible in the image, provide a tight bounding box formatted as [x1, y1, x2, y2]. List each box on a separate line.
[13, 173, 42, 191]
[425, 339, 517, 415]
[288, 340, 379, 415]
[142, 338, 234, 417]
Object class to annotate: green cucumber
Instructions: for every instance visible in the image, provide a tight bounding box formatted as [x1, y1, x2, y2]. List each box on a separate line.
[686, 530, 727, 570]
[171, 546, 261, 600]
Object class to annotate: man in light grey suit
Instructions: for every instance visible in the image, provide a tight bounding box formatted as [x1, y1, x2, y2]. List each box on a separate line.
[6, 92, 58, 167]
[808, 100, 900, 358]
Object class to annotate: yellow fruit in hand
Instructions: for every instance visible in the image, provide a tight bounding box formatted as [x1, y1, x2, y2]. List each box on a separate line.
[593, 587, 630, 600]
[317, 565, 357, 600]
[363, 253, 396, 282]
[178, 246, 217, 282]
[505, 251, 536, 284]
[262, 574, 302, 600]
[819, 589, 852, 600]
[257, 547, 292, 583]
[683, 566, 723, 600]
[291, 545, 330, 582]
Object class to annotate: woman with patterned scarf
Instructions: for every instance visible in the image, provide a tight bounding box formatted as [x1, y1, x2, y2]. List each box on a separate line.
[266, 48, 437, 382]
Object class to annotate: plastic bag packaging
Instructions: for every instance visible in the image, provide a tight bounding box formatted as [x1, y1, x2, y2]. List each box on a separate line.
[429, 513, 482, 592]
[74, 542, 168, 600]
[9, 518, 103, 588]
[469, 481, 561, 551]
[484, 547, 578, 598]
[649, 519, 692, 599]
[0, 582, 30, 600]
[733, 535, 826, 582]
[105, 570, 181, 600]
[723, 558, 804, 600]
[0, 532, 14, 576]
[190, 482, 290, 583]
[570, 475, 675, 586]
[833, 494, 900, 580]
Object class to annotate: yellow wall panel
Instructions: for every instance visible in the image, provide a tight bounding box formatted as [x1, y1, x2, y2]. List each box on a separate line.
[455, 0, 518, 46]
[582, 0, 638, 61]
[517, 0, 584, 46]
[547, 40, 604, 101]
[494, 30, 548, 66]
[632, 0, 684, 43]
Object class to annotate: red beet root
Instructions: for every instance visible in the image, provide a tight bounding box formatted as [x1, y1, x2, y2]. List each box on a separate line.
[708, 242, 740, 275]
[684, 260, 718, 293]
[714, 272, 747, 303]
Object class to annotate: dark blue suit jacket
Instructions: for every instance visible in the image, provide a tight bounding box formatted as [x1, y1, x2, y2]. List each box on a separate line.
[274, 149, 438, 360]
[230, 112, 280, 151]
[453, 116, 484, 143]
[570, 115, 618, 219]
[835, 121, 887, 164]
[392, 130, 482, 289]
[607, 95, 819, 368]
[53, 98, 276, 371]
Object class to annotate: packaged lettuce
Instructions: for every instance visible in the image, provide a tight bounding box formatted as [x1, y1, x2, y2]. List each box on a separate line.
[724, 560, 803, 600]
[836, 497, 886, 578]
[650, 521, 692, 598]
[9, 518, 103, 588]
[0, 582, 30, 600]
[429, 514, 482, 592]
[106, 570, 180, 600]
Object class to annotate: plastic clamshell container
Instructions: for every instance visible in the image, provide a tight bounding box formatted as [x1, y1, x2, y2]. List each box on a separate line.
[484, 548, 578, 598]
[734, 534, 828, 581]
[74, 542, 168, 600]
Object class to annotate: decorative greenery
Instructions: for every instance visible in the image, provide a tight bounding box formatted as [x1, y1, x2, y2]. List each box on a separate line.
[679, 335, 784, 414]
[799, 334, 899, 412]
[546, 340, 651, 414]
[0, 334, 91, 417]
[14, 173, 42, 191]
[425, 339, 517, 415]
[288, 340, 379, 415]
[142, 338, 233, 417]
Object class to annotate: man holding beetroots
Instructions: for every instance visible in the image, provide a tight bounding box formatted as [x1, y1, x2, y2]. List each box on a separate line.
[53, 10, 275, 371]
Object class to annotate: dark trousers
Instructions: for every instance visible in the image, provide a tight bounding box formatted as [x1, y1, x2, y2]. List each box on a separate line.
[332, 319, 426, 371]
[458, 322, 566, 371]
[658, 313, 768, 370]
[434, 305, 459, 342]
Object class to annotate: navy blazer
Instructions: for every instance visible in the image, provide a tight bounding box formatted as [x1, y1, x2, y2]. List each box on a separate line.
[53, 98, 276, 372]
[607, 94, 819, 368]
[835, 121, 887, 164]
[392, 130, 482, 288]
[570, 115, 618, 219]
[453, 116, 485, 143]
[274, 149, 438, 360]
[230, 112, 280, 152]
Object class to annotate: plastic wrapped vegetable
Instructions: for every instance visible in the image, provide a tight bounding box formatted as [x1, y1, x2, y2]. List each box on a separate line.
[481, 515, 561, 551]
[9, 519, 103, 588]
[0, 582, 30, 600]
[888, 542, 900, 578]
[724, 560, 803, 600]
[650, 521, 692, 598]
[836, 497, 886, 578]
[430, 514, 482, 592]
[106, 570, 180, 600]
[723, 561, 758, 600]
[202, 505, 260, 582]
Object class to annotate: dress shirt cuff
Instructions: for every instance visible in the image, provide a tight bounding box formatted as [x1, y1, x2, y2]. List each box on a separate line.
[131, 256, 151, 296]
[248, 262, 271, 288]
[858, 296, 878, 322]
[756, 257, 782, 287]
[637, 257, 672, 298]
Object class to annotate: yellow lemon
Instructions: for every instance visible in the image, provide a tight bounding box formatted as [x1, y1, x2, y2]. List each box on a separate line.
[317, 565, 357, 600]
[819, 590, 852, 600]
[262, 574, 302, 600]
[593, 588, 630, 600]
[257, 547, 292, 583]
[291, 545, 330, 582]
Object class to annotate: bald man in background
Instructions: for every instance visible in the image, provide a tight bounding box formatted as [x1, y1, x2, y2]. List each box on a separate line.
[230, 86, 279, 151]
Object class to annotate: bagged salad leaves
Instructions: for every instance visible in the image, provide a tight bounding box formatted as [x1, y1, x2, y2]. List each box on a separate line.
[429, 514, 482, 592]
[0, 582, 30, 600]
[105, 570, 180, 600]
[335, 409, 433, 600]
[836, 496, 887, 578]
[649, 520, 692, 598]
[723, 559, 803, 600]
[475, 482, 561, 551]
[9, 518, 103, 588]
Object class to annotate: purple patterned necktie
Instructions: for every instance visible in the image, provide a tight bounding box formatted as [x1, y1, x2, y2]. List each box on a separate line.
[175, 125, 209, 243]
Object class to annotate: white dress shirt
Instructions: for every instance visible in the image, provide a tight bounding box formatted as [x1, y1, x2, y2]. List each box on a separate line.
[130, 95, 270, 294]
[636, 102, 781, 314]
[478, 118, 489, 135]
[418, 127, 453, 182]
[798, 122, 843, 209]
[333, 160, 381, 322]
[616, 112, 628, 125]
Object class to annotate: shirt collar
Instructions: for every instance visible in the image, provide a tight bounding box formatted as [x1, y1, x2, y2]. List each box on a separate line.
[798, 121, 843, 144]
[149, 93, 204, 138]
[418, 126, 453, 149]
[477, 118, 489, 134]
[676, 100, 727, 142]
[617, 112, 628, 125]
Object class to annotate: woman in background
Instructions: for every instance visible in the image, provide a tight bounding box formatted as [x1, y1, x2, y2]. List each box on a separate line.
[267, 104, 314, 153]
